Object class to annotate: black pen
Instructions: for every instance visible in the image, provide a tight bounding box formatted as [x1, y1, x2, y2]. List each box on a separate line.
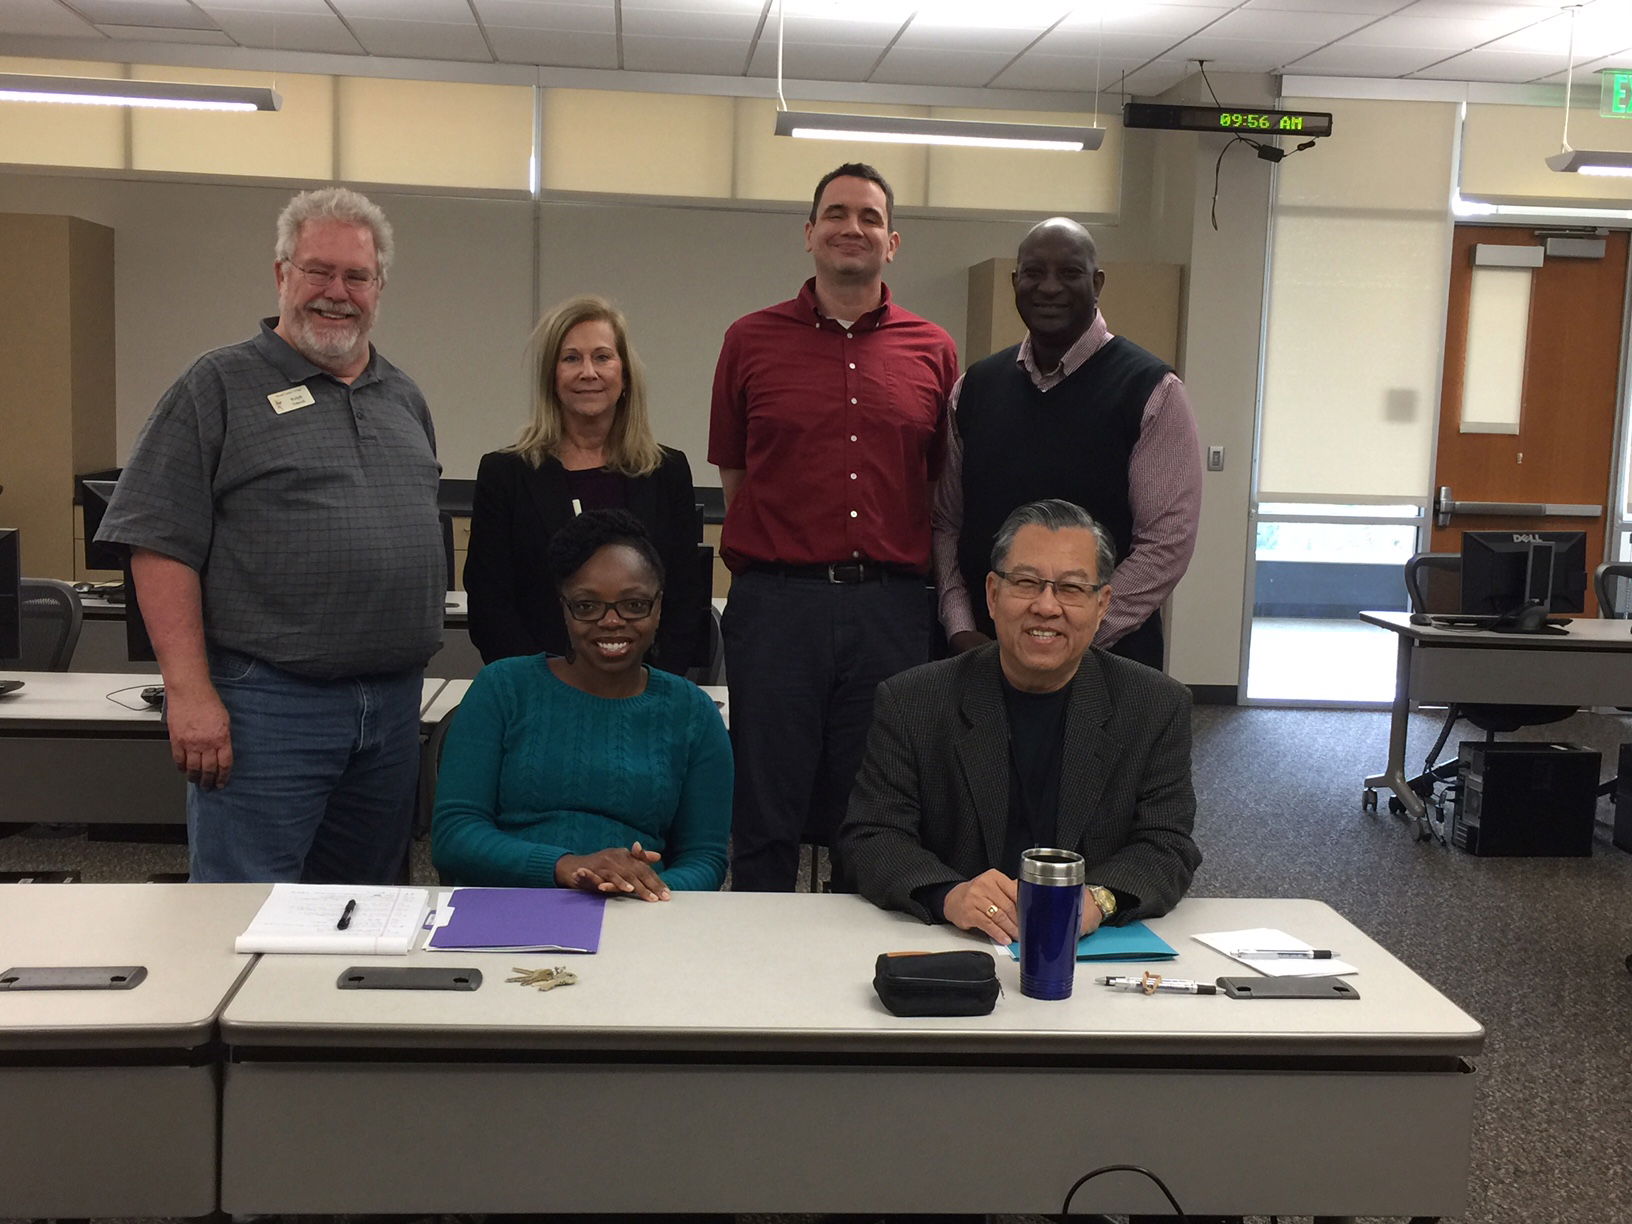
[336, 899, 357, 931]
[1235, 948, 1334, 959]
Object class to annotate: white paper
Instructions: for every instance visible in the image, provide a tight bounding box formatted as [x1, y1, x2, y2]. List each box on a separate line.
[1193, 927, 1358, 977]
[235, 884, 431, 955]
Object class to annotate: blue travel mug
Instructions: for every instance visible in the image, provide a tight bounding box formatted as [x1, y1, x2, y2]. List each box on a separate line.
[1018, 847, 1086, 1000]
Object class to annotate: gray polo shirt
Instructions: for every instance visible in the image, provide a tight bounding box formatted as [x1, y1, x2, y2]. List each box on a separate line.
[98, 320, 444, 680]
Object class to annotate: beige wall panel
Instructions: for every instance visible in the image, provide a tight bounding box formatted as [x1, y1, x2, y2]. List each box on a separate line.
[541, 90, 734, 198]
[1259, 212, 1448, 498]
[131, 68, 332, 181]
[1279, 98, 1458, 211]
[0, 58, 126, 170]
[338, 78, 530, 191]
[0, 213, 114, 580]
[67, 217, 117, 476]
[1462, 102, 1632, 207]
[733, 98, 929, 207]
[966, 257, 1181, 368]
[0, 175, 535, 479]
[925, 108, 1122, 216]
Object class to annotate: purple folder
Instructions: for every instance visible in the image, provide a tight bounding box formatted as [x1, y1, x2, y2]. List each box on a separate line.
[427, 888, 606, 953]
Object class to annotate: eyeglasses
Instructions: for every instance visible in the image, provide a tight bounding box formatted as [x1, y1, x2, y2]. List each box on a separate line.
[993, 570, 1105, 605]
[282, 259, 380, 291]
[563, 596, 659, 622]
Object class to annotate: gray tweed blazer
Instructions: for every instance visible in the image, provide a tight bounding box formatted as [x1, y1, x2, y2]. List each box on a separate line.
[838, 643, 1200, 924]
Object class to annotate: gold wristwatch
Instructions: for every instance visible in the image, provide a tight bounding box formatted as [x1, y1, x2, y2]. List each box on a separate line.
[1086, 884, 1117, 920]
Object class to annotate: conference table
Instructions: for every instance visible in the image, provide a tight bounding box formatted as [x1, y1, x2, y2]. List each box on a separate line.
[219, 891, 1481, 1220]
[0, 674, 452, 826]
[0, 883, 264, 1217]
[1359, 611, 1632, 840]
[73, 591, 484, 678]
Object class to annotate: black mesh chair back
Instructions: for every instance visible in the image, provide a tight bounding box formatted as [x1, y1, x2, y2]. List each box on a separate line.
[0, 578, 83, 671]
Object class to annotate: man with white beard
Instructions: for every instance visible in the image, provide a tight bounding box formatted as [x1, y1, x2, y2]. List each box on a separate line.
[97, 187, 443, 884]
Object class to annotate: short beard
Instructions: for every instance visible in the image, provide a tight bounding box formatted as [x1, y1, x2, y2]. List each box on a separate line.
[283, 297, 373, 368]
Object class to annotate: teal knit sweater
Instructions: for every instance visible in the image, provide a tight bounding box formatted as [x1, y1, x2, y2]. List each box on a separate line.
[431, 656, 732, 890]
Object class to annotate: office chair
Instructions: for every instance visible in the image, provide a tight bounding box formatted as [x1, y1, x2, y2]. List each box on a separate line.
[1592, 561, 1632, 804]
[1400, 553, 1575, 815]
[0, 578, 84, 671]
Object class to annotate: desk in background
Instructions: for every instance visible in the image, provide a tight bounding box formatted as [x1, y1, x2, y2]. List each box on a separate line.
[1360, 611, 1632, 838]
[1, 675, 450, 826]
[0, 883, 264, 1217]
[72, 592, 484, 679]
[219, 892, 1480, 1219]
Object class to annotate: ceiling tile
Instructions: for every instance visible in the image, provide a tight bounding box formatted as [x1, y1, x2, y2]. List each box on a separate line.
[203, 9, 365, 54]
[1411, 47, 1571, 81]
[1032, 27, 1192, 59]
[94, 23, 236, 41]
[988, 50, 1147, 91]
[1166, 32, 1322, 68]
[345, 16, 493, 60]
[1338, 13, 1543, 50]
[67, 0, 216, 28]
[621, 32, 752, 73]
[1282, 42, 1438, 74]
[0, 0, 103, 37]
[619, 7, 761, 38]
[869, 45, 1021, 86]
[745, 38, 881, 79]
[891, 22, 1051, 53]
[1243, 0, 1405, 12]
[487, 24, 618, 65]
[1120, 58, 1192, 93]
[332, 0, 472, 20]
[1203, 7, 1380, 40]
[1059, 4, 1231, 38]
[193, 0, 333, 11]
[770, 12, 904, 48]
[474, 0, 615, 33]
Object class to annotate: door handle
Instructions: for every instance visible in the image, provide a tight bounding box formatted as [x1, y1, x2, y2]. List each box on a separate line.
[1435, 486, 1601, 528]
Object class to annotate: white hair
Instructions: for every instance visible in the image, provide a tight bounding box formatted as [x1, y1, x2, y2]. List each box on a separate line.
[274, 187, 394, 284]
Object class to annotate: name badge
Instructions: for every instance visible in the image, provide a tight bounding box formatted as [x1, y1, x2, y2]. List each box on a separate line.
[268, 386, 316, 415]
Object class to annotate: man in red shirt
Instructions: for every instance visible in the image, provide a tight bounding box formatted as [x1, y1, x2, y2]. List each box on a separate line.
[710, 163, 959, 892]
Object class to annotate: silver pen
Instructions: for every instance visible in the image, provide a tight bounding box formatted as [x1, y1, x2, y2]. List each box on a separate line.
[1097, 973, 1217, 995]
[1234, 948, 1334, 959]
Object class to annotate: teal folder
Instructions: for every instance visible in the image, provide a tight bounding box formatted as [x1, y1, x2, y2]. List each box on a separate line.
[1006, 920, 1176, 962]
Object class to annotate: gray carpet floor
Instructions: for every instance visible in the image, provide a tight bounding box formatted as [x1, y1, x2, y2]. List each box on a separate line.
[4, 703, 1632, 1224]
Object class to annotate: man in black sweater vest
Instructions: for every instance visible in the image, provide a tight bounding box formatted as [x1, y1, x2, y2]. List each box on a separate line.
[931, 217, 1203, 671]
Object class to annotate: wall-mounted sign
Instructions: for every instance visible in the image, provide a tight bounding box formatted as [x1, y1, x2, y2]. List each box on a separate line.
[1601, 69, 1632, 117]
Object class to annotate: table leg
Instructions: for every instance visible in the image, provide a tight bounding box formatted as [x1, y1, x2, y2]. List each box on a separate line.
[1364, 634, 1428, 837]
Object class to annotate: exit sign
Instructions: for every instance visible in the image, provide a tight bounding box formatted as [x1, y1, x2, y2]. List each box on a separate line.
[1603, 69, 1632, 117]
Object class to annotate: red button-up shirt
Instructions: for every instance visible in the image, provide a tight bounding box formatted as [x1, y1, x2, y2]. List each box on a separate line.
[709, 279, 959, 573]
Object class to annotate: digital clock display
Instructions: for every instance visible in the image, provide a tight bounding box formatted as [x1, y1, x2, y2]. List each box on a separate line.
[1123, 103, 1335, 139]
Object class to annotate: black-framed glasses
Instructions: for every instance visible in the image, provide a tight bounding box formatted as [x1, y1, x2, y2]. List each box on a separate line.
[282, 259, 380, 290]
[562, 595, 660, 622]
[993, 570, 1105, 605]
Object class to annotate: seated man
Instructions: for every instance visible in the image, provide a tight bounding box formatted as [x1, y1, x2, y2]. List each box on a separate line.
[840, 497, 1200, 940]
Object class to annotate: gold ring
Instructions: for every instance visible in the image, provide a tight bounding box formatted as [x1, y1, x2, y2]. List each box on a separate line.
[985, 904, 1000, 917]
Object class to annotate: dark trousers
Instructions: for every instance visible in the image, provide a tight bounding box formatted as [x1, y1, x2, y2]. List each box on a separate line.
[1108, 609, 1164, 671]
[723, 568, 932, 892]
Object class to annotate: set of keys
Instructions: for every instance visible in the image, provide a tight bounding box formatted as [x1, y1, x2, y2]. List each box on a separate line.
[505, 966, 579, 991]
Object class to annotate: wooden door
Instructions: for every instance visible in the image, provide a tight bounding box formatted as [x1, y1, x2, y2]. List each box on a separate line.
[1431, 225, 1628, 613]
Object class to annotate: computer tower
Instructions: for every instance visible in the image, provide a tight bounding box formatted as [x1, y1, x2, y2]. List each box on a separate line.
[1614, 744, 1632, 855]
[1452, 741, 1599, 856]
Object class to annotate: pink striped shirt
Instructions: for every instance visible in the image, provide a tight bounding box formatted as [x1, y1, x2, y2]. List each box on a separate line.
[931, 311, 1203, 646]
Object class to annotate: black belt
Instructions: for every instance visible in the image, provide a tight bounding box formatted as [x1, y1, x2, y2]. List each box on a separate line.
[749, 561, 923, 584]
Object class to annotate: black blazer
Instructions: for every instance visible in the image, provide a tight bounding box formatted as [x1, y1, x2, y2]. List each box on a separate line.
[838, 644, 1200, 924]
[463, 447, 707, 673]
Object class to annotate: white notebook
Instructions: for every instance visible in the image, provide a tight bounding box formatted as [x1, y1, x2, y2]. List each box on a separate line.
[235, 884, 432, 955]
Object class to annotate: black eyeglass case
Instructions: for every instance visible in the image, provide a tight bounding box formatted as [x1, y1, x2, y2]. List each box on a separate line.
[873, 950, 1001, 1017]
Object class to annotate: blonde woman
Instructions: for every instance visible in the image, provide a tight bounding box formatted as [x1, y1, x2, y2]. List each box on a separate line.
[465, 296, 706, 672]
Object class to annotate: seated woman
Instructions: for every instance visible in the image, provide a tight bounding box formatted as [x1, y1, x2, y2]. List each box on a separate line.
[433, 510, 730, 896]
[463, 295, 707, 676]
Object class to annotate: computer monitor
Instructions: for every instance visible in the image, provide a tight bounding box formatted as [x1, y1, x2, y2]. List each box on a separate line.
[0, 528, 20, 659]
[1460, 530, 1588, 616]
[79, 477, 126, 573]
[78, 479, 156, 662]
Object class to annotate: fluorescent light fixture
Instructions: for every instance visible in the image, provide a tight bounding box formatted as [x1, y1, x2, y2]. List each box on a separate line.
[1545, 148, 1632, 177]
[0, 73, 281, 113]
[773, 109, 1103, 152]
